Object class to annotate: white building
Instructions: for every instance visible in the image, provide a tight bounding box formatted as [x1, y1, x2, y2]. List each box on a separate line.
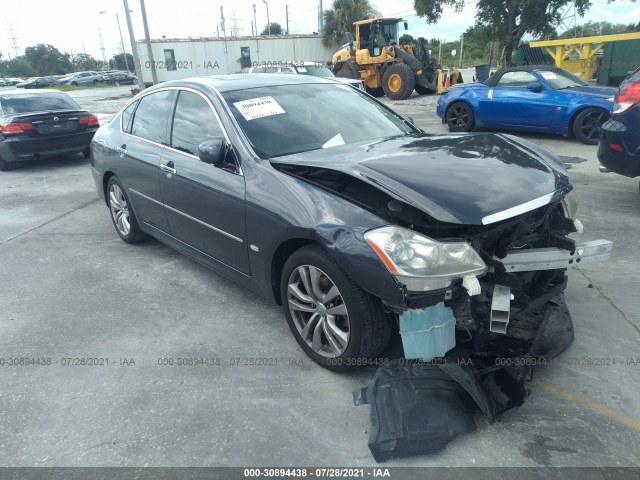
[135, 34, 336, 84]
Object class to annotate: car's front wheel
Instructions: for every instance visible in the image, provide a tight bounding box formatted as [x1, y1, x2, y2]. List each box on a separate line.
[446, 101, 474, 132]
[106, 176, 147, 244]
[281, 245, 393, 371]
[573, 107, 609, 145]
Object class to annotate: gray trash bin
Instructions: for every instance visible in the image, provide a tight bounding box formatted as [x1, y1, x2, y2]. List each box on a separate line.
[475, 64, 490, 83]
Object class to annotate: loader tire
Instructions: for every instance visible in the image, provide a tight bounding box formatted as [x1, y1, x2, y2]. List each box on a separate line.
[382, 63, 415, 100]
[335, 62, 359, 79]
[366, 87, 385, 97]
[415, 84, 436, 95]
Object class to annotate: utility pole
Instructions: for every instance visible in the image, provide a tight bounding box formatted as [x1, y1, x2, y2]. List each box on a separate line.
[459, 35, 464, 68]
[262, 0, 270, 35]
[438, 39, 442, 64]
[139, 0, 157, 84]
[253, 4, 257, 36]
[98, 29, 107, 67]
[220, 6, 226, 37]
[285, 5, 289, 34]
[319, 0, 323, 31]
[8, 24, 19, 58]
[115, 12, 131, 71]
[122, 0, 145, 90]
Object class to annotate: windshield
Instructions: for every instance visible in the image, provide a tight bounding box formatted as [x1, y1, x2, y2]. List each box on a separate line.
[298, 65, 335, 78]
[538, 69, 588, 90]
[222, 83, 415, 159]
[0, 94, 81, 114]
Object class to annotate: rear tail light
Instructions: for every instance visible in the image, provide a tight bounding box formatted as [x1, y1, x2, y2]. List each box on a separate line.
[79, 115, 99, 126]
[0, 122, 34, 135]
[609, 143, 623, 152]
[613, 81, 640, 114]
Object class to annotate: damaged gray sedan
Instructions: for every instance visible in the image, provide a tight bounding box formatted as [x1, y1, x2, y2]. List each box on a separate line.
[90, 75, 612, 461]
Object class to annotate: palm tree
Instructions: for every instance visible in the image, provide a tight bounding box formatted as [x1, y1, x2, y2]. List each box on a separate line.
[322, 0, 379, 47]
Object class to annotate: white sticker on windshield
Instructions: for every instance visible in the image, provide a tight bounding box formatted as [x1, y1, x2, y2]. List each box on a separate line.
[233, 96, 285, 121]
[540, 71, 558, 80]
[322, 133, 346, 149]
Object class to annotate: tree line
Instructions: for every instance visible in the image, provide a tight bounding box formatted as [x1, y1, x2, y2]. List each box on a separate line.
[0, 44, 135, 77]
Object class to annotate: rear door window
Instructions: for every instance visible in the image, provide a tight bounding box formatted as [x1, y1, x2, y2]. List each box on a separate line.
[130, 90, 174, 144]
[121, 100, 139, 133]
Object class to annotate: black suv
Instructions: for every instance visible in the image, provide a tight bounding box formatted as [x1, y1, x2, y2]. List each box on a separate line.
[598, 67, 640, 182]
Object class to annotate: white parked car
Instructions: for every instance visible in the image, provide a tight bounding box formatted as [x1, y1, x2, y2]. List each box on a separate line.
[248, 61, 365, 91]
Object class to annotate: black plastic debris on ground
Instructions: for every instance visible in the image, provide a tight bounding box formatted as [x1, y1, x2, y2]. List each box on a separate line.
[354, 296, 575, 463]
[353, 361, 478, 463]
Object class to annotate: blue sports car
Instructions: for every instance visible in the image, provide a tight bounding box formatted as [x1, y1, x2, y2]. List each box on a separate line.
[436, 65, 617, 144]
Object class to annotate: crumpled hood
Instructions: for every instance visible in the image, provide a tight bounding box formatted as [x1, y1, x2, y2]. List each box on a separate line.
[270, 133, 571, 225]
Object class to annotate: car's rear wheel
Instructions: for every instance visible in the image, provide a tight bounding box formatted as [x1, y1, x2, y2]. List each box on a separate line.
[281, 245, 393, 371]
[446, 101, 474, 132]
[573, 107, 609, 145]
[382, 63, 415, 100]
[0, 155, 16, 172]
[107, 176, 147, 244]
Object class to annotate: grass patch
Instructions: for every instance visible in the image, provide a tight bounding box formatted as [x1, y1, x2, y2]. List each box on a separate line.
[46, 83, 124, 92]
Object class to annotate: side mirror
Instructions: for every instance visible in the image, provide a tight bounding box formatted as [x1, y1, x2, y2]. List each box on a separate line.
[404, 22, 408, 30]
[198, 139, 227, 166]
[527, 82, 543, 92]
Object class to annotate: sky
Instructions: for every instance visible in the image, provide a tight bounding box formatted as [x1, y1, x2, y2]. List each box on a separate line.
[1, 0, 639, 62]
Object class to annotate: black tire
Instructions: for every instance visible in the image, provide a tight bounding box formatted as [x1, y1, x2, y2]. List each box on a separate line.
[415, 84, 436, 95]
[573, 107, 609, 145]
[335, 62, 358, 79]
[366, 87, 385, 97]
[382, 63, 415, 100]
[445, 101, 475, 132]
[281, 244, 393, 371]
[0, 155, 17, 172]
[71, 82, 78, 87]
[106, 176, 148, 244]
[82, 149, 91, 159]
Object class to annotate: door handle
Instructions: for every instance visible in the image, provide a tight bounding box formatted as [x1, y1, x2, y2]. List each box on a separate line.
[160, 161, 176, 175]
[115, 145, 127, 155]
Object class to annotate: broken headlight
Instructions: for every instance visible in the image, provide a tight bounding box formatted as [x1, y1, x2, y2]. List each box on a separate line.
[364, 226, 487, 292]
[562, 189, 580, 221]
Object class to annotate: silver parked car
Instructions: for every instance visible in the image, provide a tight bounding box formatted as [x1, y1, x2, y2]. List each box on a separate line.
[248, 61, 365, 91]
[61, 71, 103, 86]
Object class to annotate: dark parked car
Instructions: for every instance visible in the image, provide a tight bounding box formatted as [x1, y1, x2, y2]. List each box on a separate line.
[598, 67, 640, 181]
[0, 90, 99, 171]
[16, 77, 55, 89]
[91, 75, 610, 374]
[437, 65, 617, 144]
[106, 71, 137, 85]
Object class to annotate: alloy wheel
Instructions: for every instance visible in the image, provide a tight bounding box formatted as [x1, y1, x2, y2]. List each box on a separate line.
[448, 104, 471, 128]
[578, 110, 607, 142]
[286, 265, 350, 358]
[109, 183, 130, 237]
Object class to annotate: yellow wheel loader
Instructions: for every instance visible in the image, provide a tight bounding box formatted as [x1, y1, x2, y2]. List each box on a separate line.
[331, 18, 462, 100]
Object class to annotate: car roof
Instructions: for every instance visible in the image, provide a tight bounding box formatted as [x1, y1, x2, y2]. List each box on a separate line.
[145, 74, 341, 93]
[483, 65, 564, 86]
